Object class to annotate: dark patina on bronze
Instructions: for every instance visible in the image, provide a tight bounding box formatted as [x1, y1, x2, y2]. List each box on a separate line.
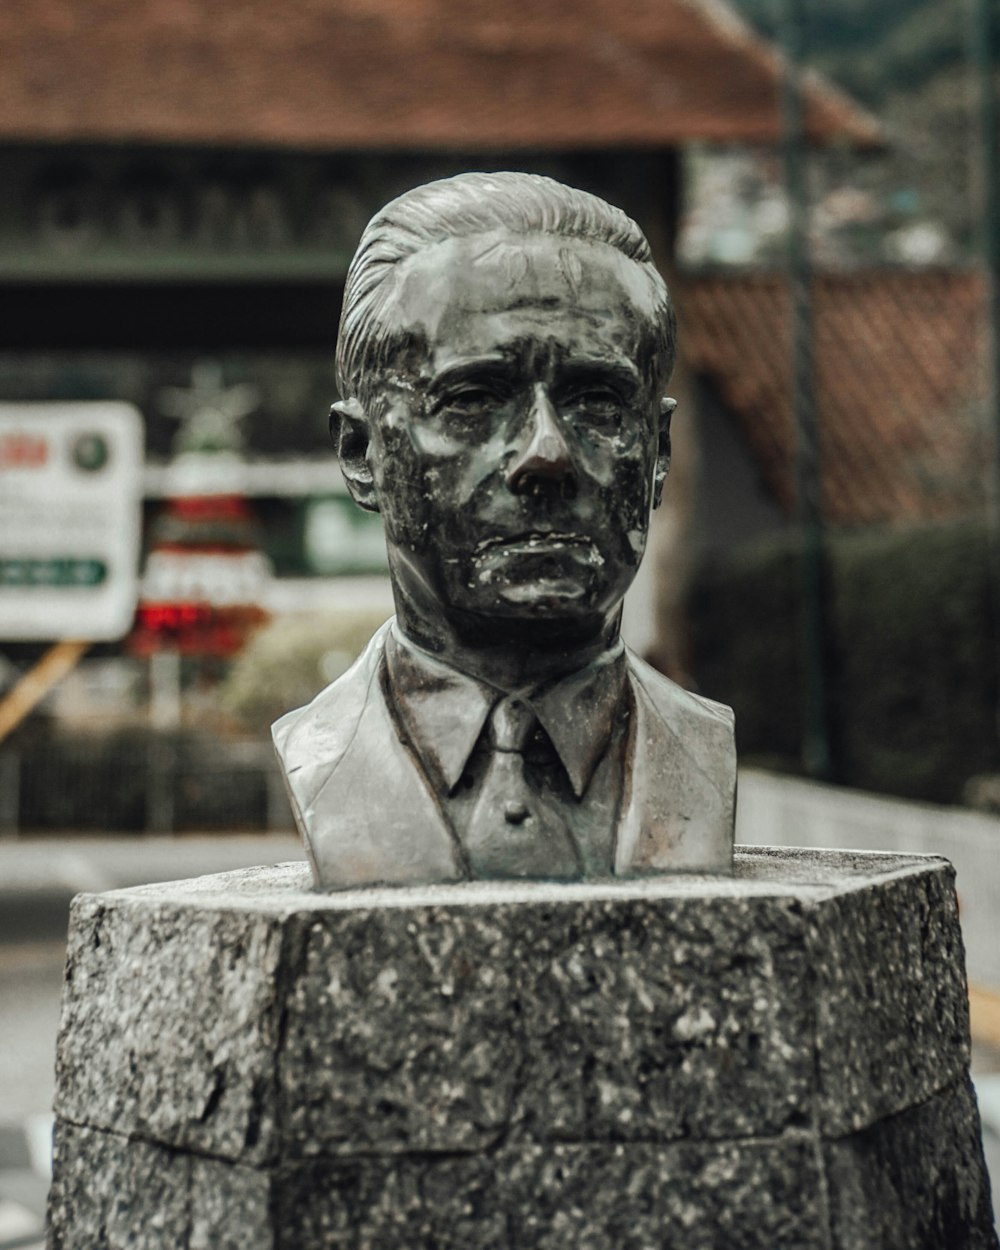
[273, 172, 735, 888]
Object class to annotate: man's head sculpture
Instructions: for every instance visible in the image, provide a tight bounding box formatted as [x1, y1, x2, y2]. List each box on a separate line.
[274, 172, 736, 889]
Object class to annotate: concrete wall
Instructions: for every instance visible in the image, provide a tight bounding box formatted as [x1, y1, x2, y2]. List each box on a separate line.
[736, 769, 1000, 989]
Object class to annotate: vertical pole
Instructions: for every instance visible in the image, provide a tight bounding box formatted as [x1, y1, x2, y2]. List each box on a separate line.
[780, 0, 833, 780]
[0, 750, 20, 837]
[147, 650, 181, 833]
[150, 649, 183, 731]
[970, 0, 1000, 739]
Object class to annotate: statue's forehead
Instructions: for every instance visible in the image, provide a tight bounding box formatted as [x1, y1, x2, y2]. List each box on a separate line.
[389, 231, 659, 341]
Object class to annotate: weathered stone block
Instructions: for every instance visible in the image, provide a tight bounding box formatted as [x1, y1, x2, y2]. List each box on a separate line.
[271, 1136, 827, 1250]
[48, 848, 997, 1248]
[809, 862, 970, 1135]
[55, 888, 286, 1164]
[277, 888, 815, 1155]
[48, 1121, 273, 1250]
[825, 1076, 998, 1250]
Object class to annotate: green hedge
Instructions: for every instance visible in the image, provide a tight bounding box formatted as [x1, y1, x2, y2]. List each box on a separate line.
[688, 518, 999, 803]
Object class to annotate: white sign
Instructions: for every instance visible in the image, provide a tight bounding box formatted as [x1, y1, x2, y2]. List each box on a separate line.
[0, 403, 144, 641]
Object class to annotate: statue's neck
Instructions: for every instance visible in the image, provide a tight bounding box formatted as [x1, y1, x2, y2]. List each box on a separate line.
[391, 600, 621, 693]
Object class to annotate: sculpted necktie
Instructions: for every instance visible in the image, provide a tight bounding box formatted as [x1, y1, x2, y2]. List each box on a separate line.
[463, 694, 582, 879]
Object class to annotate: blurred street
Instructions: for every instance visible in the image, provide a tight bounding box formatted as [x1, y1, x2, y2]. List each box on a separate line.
[0, 833, 302, 1248]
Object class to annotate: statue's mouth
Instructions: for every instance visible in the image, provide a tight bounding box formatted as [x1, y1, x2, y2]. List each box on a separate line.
[473, 531, 595, 561]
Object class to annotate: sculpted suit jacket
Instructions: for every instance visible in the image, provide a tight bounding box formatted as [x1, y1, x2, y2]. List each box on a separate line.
[273, 621, 737, 889]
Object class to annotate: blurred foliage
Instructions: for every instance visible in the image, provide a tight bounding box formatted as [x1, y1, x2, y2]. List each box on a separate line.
[729, 0, 984, 258]
[689, 518, 999, 803]
[220, 609, 390, 734]
[733, 0, 978, 104]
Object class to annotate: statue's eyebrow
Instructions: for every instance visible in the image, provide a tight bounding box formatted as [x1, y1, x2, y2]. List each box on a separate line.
[426, 357, 514, 391]
[555, 358, 642, 393]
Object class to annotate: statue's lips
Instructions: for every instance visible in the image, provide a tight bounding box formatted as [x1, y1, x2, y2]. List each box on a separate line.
[472, 532, 603, 565]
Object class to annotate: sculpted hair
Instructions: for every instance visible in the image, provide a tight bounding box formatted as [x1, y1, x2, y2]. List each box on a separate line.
[336, 171, 676, 400]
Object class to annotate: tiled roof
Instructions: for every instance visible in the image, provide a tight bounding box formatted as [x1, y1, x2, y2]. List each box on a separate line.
[680, 270, 990, 525]
[0, 0, 879, 150]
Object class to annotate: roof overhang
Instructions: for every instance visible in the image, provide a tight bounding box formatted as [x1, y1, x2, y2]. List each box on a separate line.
[0, 0, 882, 152]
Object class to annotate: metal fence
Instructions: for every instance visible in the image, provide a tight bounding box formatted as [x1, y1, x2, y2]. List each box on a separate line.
[0, 733, 294, 835]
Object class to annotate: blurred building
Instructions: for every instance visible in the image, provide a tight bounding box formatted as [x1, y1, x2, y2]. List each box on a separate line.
[0, 0, 878, 614]
[0, 0, 892, 833]
[680, 269, 990, 556]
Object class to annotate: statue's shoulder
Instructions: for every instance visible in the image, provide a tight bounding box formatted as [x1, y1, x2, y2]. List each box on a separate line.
[624, 649, 735, 742]
[271, 619, 392, 775]
[618, 650, 736, 871]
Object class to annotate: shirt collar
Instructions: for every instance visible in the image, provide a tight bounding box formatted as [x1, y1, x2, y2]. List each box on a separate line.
[384, 624, 627, 799]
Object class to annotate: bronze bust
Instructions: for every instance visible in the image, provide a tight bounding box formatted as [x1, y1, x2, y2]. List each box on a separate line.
[273, 172, 735, 888]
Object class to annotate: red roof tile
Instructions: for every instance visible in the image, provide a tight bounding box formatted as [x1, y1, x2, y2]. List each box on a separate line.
[680, 271, 990, 525]
[0, 0, 879, 150]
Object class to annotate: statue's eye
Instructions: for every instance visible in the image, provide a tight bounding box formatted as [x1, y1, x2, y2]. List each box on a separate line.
[432, 383, 510, 436]
[442, 387, 502, 413]
[565, 389, 623, 432]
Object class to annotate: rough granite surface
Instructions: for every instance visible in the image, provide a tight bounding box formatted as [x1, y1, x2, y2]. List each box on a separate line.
[50, 1121, 828, 1250]
[48, 847, 998, 1249]
[810, 865, 970, 1135]
[48, 1122, 273, 1250]
[825, 1075, 998, 1249]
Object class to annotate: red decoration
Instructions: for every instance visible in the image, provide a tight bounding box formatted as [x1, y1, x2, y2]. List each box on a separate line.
[129, 493, 271, 657]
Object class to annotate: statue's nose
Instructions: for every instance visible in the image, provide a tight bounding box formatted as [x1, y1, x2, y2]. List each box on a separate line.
[506, 385, 578, 498]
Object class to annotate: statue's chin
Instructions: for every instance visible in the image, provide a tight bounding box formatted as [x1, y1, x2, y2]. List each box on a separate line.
[495, 577, 590, 613]
[389, 544, 628, 647]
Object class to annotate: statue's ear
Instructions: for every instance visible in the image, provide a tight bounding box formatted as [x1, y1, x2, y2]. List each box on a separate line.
[652, 396, 675, 509]
[330, 398, 380, 513]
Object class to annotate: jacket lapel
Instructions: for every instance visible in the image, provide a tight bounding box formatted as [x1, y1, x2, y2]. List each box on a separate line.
[614, 655, 735, 875]
[273, 624, 463, 888]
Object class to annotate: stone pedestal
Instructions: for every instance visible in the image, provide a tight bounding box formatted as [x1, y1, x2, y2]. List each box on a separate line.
[47, 848, 997, 1249]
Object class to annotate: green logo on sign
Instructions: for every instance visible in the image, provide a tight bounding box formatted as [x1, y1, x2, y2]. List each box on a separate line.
[71, 433, 110, 472]
[0, 558, 108, 587]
